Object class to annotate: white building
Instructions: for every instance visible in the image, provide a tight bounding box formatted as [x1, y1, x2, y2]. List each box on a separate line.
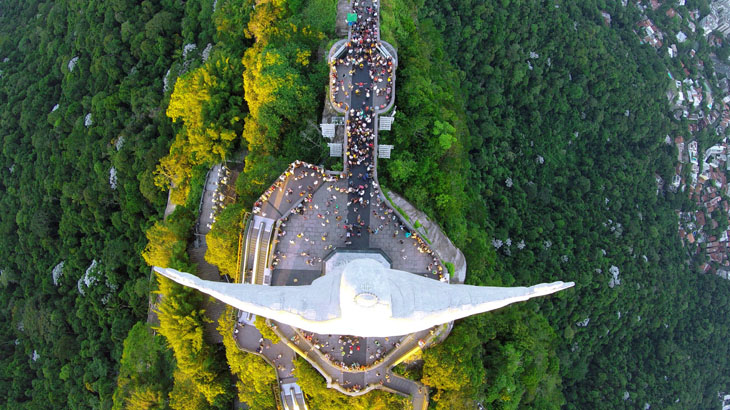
[704, 144, 725, 158]
[701, 0, 730, 37]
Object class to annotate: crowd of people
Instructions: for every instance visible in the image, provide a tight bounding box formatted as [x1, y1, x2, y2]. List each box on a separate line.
[268, 180, 349, 270]
[344, 106, 376, 239]
[252, 161, 335, 216]
[203, 165, 233, 231]
[263, 171, 447, 279]
[372, 196, 447, 279]
[346, 108, 374, 167]
[329, 0, 394, 112]
[296, 329, 403, 371]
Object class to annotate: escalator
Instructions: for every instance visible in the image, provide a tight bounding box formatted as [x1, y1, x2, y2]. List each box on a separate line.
[254, 222, 273, 285]
[241, 219, 258, 284]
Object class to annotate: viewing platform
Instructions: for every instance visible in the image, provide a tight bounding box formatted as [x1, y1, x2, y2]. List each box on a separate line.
[234, 0, 457, 406]
[328, 0, 397, 115]
[243, 161, 445, 287]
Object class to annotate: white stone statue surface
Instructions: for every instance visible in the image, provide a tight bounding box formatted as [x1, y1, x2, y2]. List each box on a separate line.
[154, 258, 573, 337]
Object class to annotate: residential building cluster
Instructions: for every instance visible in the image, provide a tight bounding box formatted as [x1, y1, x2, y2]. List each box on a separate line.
[675, 138, 730, 273]
[638, 18, 664, 48]
[700, 0, 730, 37]
[633, 4, 730, 136]
[633, 1, 730, 278]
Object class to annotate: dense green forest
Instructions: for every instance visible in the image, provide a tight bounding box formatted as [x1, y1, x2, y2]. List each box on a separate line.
[0, 0, 220, 406]
[417, 0, 730, 408]
[3, 0, 730, 409]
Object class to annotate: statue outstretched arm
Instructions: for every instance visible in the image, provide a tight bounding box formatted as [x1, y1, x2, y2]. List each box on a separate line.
[153, 267, 339, 322]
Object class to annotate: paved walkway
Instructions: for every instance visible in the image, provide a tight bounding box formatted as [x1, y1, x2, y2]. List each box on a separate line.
[346, 58, 375, 249]
[191, 164, 239, 343]
[233, 318, 310, 409]
[270, 268, 321, 286]
[197, 164, 237, 238]
[335, 0, 351, 36]
[386, 373, 428, 410]
[272, 178, 350, 272]
[197, 164, 221, 237]
[163, 189, 177, 219]
[234, 320, 297, 380]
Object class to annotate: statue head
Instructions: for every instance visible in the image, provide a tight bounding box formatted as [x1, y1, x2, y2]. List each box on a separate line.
[338, 258, 393, 321]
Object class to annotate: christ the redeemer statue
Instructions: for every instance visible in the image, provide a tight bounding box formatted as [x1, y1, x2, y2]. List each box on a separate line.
[154, 258, 573, 337]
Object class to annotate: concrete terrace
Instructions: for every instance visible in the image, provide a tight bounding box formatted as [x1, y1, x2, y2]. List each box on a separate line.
[252, 161, 336, 220]
[271, 181, 440, 278]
